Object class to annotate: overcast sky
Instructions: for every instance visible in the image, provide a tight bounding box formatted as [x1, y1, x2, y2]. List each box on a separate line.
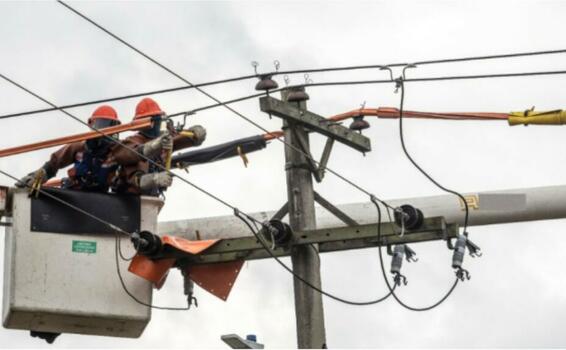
[2, 0, 566, 348]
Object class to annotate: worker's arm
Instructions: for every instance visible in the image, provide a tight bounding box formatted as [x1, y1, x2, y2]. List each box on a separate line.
[16, 142, 84, 187]
[46, 142, 84, 173]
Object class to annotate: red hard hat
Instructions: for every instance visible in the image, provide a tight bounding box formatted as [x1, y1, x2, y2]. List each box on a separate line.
[134, 98, 165, 120]
[88, 105, 120, 124]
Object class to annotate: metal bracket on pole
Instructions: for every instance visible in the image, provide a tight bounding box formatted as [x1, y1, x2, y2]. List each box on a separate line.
[180, 217, 457, 265]
[313, 191, 358, 227]
[291, 127, 323, 182]
[259, 96, 371, 153]
[317, 138, 335, 181]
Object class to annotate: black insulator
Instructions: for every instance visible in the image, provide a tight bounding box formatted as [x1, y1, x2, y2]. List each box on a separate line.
[286, 88, 310, 103]
[132, 230, 162, 257]
[255, 75, 278, 91]
[263, 219, 293, 245]
[349, 116, 370, 131]
[394, 204, 424, 230]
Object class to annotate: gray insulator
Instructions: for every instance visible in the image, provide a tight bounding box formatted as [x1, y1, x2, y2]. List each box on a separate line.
[452, 234, 467, 269]
[390, 245, 405, 274]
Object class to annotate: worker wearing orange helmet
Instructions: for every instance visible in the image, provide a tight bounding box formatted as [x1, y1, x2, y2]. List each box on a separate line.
[112, 97, 206, 194]
[16, 105, 122, 192]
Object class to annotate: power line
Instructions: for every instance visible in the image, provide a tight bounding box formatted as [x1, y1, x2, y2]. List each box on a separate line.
[168, 69, 566, 117]
[55, 0, 395, 209]
[398, 71, 470, 233]
[5, 44, 566, 121]
[5, 65, 566, 122]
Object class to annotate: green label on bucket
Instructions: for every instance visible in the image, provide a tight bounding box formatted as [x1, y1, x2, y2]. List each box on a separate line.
[72, 240, 97, 254]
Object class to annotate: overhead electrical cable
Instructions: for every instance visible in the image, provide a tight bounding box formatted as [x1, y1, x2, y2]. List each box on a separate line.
[4, 68, 566, 121]
[55, 0, 395, 209]
[167, 69, 566, 117]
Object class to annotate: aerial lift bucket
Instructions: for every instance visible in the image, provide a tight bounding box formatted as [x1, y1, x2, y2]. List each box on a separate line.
[2, 188, 162, 338]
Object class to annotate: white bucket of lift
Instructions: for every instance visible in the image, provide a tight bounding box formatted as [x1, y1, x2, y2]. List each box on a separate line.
[2, 188, 161, 338]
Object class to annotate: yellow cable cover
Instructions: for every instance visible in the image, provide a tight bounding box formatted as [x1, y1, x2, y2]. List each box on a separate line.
[508, 109, 566, 126]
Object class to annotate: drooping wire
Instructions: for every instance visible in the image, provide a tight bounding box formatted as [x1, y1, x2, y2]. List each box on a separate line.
[233, 210, 394, 306]
[396, 70, 470, 232]
[114, 234, 190, 311]
[370, 196, 459, 311]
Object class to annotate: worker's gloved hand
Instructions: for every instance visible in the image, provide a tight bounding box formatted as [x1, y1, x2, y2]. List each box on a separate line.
[139, 171, 173, 191]
[188, 125, 206, 146]
[15, 168, 47, 188]
[142, 131, 173, 158]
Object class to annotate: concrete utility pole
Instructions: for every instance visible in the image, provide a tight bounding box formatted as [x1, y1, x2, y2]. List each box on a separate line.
[282, 88, 326, 348]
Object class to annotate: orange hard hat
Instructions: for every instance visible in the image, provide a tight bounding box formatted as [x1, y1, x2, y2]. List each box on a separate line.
[134, 98, 165, 120]
[88, 105, 120, 124]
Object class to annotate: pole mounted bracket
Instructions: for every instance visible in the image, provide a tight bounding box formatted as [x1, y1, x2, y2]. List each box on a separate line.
[259, 96, 372, 153]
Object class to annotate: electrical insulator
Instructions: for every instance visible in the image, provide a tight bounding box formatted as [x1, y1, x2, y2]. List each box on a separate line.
[255, 75, 278, 91]
[262, 219, 293, 246]
[286, 88, 310, 103]
[394, 204, 424, 230]
[349, 116, 370, 131]
[131, 230, 162, 257]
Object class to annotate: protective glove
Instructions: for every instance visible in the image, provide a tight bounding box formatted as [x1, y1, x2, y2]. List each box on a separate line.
[139, 171, 173, 191]
[188, 125, 206, 146]
[142, 131, 173, 159]
[15, 168, 47, 188]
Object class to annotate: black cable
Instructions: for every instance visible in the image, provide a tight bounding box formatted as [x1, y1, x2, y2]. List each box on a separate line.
[114, 234, 190, 311]
[272, 48, 566, 76]
[371, 197, 459, 311]
[397, 74, 469, 232]
[4, 40, 566, 120]
[117, 233, 137, 261]
[0, 77, 257, 121]
[234, 210, 394, 306]
[168, 69, 566, 117]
